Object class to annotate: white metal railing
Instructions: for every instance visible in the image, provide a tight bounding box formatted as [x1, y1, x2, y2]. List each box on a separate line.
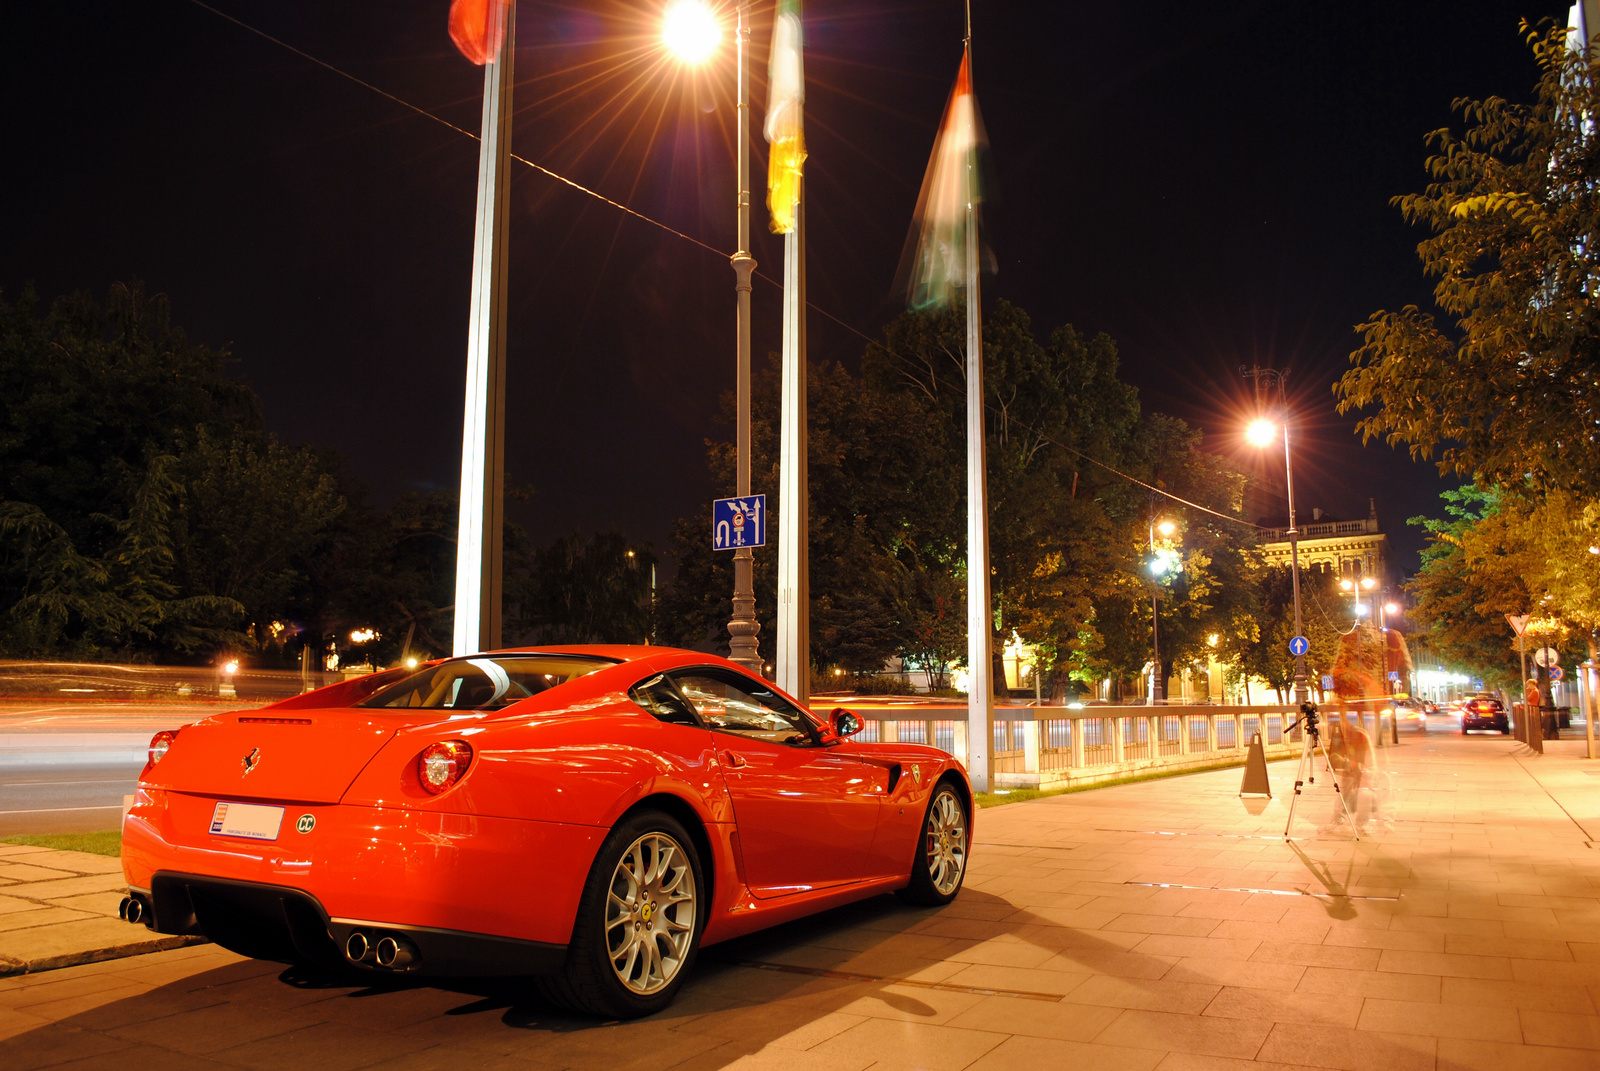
[840, 702, 1399, 789]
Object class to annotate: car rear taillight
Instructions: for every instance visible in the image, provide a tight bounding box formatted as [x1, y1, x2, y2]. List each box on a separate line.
[147, 730, 177, 767]
[418, 741, 473, 794]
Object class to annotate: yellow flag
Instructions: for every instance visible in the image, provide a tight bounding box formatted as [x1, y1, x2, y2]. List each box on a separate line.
[765, 0, 805, 234]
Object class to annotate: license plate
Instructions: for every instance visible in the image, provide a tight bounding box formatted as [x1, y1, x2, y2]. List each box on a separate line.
[209, 802, 284, 841]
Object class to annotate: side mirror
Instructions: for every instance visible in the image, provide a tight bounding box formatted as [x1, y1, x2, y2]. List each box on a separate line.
[830, 707, 862, 738]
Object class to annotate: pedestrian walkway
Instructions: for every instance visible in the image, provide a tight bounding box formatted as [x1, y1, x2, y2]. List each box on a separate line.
[0, 732, 1596, 1070]
[0, 844, 201, 975]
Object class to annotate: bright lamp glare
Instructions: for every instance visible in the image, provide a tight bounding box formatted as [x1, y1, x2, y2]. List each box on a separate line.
[663, 2, 721, 63]
[1156, 521, 1176, 537]
[1245, 419, 1277, 447]
[1384, 602, 1400, 615]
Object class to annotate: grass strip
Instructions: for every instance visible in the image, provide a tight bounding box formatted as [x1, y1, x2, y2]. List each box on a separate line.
[2, 831, 123, 857]
[974, 753, 1297, 808]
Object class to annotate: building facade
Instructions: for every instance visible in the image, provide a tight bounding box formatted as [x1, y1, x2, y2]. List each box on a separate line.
[1257, 498, 1390, 583]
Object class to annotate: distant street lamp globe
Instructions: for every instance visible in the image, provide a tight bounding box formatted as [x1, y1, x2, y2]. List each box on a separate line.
[1384, 602, 1400, 616]
[1156, 520, 1176, 537]
[663, 1, 721, 63]
[1245, 419, 1277, 447]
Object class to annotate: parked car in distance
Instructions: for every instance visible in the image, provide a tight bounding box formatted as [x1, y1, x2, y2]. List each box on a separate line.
[1384, 699, 1428, 731]
[1461, 693, 1510, 734]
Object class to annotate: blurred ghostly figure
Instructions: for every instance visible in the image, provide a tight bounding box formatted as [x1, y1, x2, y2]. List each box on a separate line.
[1324, 718, 1374, 828]
[1326, 623, 1413, 829]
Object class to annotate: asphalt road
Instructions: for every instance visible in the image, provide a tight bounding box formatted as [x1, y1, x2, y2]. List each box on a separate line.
[0, 703, 242, 835]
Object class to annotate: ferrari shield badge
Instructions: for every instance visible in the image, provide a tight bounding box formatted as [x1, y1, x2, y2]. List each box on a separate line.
[911, 764, 922, 786]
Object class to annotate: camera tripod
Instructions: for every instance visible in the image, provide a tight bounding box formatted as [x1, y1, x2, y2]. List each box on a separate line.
[1283, 702, 1359, 841]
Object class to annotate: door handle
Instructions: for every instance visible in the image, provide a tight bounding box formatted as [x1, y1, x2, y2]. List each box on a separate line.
[721, 750, 748, 768]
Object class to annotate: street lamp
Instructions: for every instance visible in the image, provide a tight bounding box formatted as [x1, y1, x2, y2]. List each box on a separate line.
[662, 2, 721, 62]
[1148, 517, 1180, 703]
[1243, 370, 1308, 705]
[661, 1, 761, 674]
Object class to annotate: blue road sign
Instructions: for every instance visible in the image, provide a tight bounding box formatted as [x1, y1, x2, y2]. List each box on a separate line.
[1321, 675, 1335, 690]
[1288, 635, 1309, 657]
[1550, 664, 1565, 682]
[1388, 670, 1400, 682]
[712, 494, 766, 550]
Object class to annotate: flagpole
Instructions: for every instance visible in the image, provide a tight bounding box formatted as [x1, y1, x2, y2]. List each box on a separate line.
[775, 3, 809, 704]
[961, 34, 995, 793]
[776, 186, 809, 702]
[453, 0, 514, 657]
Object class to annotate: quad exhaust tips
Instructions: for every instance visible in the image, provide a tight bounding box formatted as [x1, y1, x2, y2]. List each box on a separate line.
[344, 930, 417, 969]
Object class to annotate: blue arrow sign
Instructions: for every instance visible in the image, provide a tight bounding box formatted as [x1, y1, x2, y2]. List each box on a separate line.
[712, 494, 766, 551]
[1288, 635, 1309, 657]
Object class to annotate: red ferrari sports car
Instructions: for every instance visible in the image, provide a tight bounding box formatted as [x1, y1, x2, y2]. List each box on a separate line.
[120, 647, 972, 1017]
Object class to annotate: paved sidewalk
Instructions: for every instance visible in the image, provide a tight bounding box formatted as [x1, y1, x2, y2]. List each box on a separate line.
[0, 731, 1595, 1070]
[0, 844, 202, 975]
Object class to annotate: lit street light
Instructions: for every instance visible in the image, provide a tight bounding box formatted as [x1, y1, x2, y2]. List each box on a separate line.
[1148, 517, 1179, 703]
[662, 1, 720, 62]
[663, 0, 762, 675]
[1242, 366, 1308, 705]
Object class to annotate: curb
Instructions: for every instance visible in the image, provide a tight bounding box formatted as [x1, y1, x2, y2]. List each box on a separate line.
[0, 934, 211, 977]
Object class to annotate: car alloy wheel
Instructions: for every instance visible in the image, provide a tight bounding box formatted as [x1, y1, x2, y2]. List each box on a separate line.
[605, 831, 697, 995]
[898, 782, 970, 906]
[925, 788, 968, 896]
[537, 809, 706, 1018]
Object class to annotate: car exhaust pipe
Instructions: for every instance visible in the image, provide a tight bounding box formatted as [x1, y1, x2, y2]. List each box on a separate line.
[345, 931, 375, 964]
[374, 935, 416, 969]
[119, 897, 143, 924]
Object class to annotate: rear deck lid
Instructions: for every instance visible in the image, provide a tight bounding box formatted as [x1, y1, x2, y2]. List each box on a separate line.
[143, 711, 422, 804]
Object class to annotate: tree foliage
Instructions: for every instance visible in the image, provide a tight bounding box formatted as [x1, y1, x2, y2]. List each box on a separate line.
[1336, 22, 1600, 495]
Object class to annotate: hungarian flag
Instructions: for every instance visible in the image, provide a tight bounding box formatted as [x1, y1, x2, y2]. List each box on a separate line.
[449, 0, 506, 65]
[895, 47, 995, 310]
[765, 0, 805, 234]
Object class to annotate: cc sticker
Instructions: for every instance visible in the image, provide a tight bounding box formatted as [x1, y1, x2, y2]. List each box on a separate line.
[295, 814, 316, 834]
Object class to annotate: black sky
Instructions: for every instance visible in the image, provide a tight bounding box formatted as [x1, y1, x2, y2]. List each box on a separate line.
[1, 1, 1571, 575]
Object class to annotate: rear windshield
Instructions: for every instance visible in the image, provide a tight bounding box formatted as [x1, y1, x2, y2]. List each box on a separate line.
[360, 655, 612, 711]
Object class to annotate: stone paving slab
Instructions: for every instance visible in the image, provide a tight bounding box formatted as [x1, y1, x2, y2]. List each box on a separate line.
[0, 731, 1595, 1068]
[0, 845, 203, 975]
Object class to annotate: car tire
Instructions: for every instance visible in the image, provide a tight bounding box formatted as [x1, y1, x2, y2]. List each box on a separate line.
[897, 781, 970, 907]
[536, 809, 705, 1019]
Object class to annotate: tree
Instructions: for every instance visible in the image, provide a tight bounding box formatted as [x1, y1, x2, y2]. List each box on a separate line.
[1405, 486, 1531, 691]
[521, 531, 655, 645]
[1335, 22, 1600, 495]
[169, 429, 346, 650]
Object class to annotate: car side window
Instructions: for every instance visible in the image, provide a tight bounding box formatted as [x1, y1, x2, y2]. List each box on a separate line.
[629, 674, 702, 727]
[671, 670, 817, 747]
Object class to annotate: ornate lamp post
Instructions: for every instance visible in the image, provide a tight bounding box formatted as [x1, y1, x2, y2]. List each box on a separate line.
[1148, 518, 1178, 703]
[663, 1, 762, 674]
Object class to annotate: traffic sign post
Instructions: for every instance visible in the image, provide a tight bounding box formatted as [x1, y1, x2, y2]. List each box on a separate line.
[712, 495, 767, 551]
[1288, 636, 1309, 657]
[1534, 647, 1560, 669]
